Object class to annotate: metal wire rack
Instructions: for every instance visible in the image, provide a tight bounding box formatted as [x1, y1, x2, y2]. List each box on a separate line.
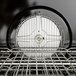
[0, 47, 76, 76]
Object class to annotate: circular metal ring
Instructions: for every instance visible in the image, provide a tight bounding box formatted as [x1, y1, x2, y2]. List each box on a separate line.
[6, 5, 72, 49]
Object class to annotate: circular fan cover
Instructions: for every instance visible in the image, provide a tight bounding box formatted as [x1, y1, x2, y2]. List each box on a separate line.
[16, 15, 62, 58]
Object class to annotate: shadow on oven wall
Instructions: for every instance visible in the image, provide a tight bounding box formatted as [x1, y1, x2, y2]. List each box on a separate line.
[0, 0, 35, 47]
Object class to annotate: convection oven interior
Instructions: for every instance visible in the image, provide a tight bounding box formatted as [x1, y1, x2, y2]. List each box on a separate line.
[0, 1, 76, 76]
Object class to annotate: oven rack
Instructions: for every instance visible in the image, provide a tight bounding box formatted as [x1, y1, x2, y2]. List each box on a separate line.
[0, 48, 76, 76]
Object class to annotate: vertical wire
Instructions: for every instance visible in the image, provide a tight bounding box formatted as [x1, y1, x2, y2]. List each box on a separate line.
[51, 18, 52, 49]
[67, 49, 76, 76]
[50, 54, 59, 76]
[41, 15, 42, 60]
[5, 51, 19, 76]
[43, 55, 49, 76]
[26, 56, 29, 76]
[29, 17, 31, 76]
[60, 50, 71, 76]
[21, 54, 27, 76]
[36, 52, 38, 76]
[55, 52, 64, 76]
[15, 52, 24, 76]
[0, 51, 13, 71]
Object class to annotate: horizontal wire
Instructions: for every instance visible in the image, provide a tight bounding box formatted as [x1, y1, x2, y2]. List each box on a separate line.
[0, 48, 76, 76]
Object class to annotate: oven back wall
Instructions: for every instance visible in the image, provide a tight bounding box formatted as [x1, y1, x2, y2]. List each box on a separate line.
[34, 0, 76, 40]
[0, 0, 76, 46]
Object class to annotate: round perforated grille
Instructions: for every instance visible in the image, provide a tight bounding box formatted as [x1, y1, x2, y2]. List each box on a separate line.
[16, 15, 62, 57]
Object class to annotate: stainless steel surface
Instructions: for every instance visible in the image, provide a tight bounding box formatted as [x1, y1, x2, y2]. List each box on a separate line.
[0, 0, 76, 76]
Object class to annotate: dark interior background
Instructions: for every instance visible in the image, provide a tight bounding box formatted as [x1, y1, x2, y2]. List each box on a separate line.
[0, 0, 76, 47]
